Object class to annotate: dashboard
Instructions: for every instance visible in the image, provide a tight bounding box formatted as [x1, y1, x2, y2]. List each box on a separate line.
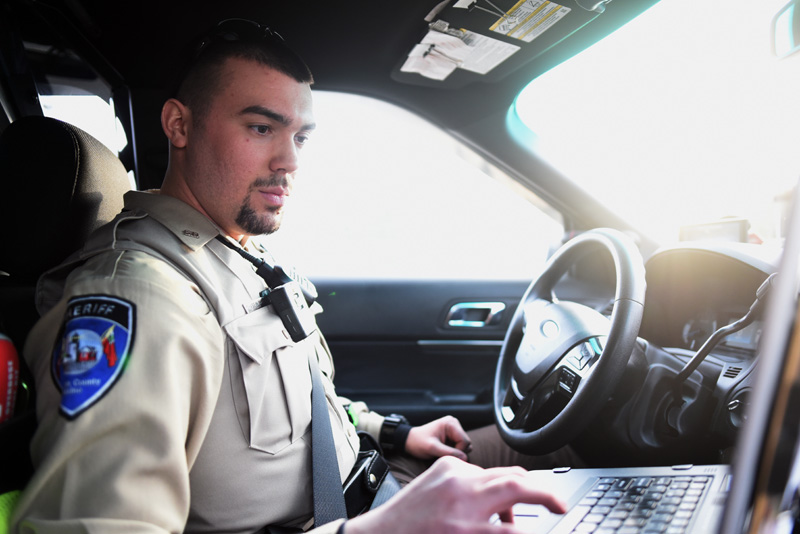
[570, 240, 783, 465]
[639, 242, 781, 358]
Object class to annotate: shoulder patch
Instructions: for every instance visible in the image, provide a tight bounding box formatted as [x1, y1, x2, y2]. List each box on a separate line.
[51, 295, 135, 419]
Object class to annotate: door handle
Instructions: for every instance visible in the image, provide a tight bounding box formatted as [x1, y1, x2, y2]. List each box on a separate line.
[445, 302, 506, 328]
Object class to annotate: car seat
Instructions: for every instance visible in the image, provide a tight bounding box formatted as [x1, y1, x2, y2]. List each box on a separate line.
[0, 116, 133, 349]
[0, 116, 133, 525]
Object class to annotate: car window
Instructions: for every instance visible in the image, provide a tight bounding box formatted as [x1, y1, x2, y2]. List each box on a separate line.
[40, 94, 128, 156]
[23, 42, 131, 167]
[265, 91, 564, 280]
[513, 0, 800, 246]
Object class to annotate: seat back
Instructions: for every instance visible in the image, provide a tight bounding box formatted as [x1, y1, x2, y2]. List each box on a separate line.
[0, 116, 133, 348]
[0, 116, 133, 495]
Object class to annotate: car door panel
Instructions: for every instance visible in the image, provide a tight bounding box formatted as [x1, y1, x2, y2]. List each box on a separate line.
[314, 278, 529, 429]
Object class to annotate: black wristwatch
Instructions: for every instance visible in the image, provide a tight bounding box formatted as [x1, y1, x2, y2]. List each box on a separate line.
[379, 413, 411, 454]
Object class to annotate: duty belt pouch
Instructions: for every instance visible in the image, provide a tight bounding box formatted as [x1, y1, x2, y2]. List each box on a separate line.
[343, 432, 401, 518]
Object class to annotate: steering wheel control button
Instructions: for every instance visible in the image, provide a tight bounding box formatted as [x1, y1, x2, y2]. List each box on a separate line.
[540, 319, 559, 338]
[558, 367, 580, 395]
[567, 341, 598, 370]
[501, 406, 515, 423]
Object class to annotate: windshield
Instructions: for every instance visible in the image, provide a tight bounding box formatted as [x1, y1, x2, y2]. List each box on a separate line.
[514, 0, 800, 246]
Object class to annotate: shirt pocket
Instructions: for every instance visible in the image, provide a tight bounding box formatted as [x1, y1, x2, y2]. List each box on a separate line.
[224, 305, 313, 454]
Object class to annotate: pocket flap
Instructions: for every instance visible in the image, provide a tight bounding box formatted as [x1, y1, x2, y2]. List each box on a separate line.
[224, 305, 292, 365]
[224, 305, 311, 454]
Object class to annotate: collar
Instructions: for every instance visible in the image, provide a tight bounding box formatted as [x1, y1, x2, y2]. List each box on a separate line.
[122, 190, 221, 251]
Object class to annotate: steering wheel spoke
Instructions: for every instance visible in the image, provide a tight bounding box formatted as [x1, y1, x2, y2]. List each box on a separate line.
[500, 374, 551, 430]
[504, 357, 590, 431]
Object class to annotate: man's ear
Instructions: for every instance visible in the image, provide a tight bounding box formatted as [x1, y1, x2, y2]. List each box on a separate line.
[161, 98, 191, 148]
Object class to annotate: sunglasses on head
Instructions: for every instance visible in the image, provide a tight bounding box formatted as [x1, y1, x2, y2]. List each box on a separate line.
[195, 18, 284, 56]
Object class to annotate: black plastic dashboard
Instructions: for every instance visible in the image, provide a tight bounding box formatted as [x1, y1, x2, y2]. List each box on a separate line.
[640, 242, 781, 357]
[572, 240, 783, 465]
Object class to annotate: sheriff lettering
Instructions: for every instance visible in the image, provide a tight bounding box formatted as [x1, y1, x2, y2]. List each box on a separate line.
[67, 298, 130, 326]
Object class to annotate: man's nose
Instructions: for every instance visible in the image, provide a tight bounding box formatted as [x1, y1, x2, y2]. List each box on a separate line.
[269, 135, 300, 175]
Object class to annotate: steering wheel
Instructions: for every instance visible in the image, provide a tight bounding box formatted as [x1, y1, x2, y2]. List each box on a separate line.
[494, 228, 646, 454]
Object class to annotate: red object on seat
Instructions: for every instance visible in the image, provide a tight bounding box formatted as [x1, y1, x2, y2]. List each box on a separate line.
[0, 333, 19, 423]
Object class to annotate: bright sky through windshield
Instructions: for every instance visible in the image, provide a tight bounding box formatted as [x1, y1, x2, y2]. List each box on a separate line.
[515, 0, 800, 245]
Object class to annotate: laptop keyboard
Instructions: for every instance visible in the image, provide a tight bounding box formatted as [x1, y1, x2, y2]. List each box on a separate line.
[568, 475, 711, 533]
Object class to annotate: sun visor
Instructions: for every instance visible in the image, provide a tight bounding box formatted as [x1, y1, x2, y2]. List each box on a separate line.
[391, 0, 606, 88]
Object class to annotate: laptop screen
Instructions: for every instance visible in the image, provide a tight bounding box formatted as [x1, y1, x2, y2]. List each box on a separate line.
[718, 180, 800, 533]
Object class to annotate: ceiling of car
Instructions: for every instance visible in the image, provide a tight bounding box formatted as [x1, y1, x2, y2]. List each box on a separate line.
[13, 0, 660, 122]
[2, 0, 662, 245]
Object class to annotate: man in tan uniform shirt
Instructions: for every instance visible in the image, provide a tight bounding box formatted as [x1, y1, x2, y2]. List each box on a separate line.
[11, 20, 566, 534]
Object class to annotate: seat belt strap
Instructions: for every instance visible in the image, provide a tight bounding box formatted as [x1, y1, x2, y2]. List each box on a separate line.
[308, 346, 348, 525]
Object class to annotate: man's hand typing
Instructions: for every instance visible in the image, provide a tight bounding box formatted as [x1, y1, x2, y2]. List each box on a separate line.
[343, 456, 567, 534]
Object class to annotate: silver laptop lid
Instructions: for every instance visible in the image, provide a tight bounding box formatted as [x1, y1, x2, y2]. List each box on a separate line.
[718, 178, 800, 533]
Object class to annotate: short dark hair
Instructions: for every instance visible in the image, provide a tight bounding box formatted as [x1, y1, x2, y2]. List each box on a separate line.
[174, 19, 314, 125]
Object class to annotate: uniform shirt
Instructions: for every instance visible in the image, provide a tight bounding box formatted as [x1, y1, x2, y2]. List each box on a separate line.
[11, 191, 381, 534]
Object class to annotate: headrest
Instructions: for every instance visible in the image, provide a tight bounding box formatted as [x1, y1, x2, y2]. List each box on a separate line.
[0, 116, 133, 281]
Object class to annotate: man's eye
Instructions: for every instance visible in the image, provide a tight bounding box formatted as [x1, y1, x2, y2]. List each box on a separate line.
[296, 134, 310, 146]
[252, 125, 271, 135]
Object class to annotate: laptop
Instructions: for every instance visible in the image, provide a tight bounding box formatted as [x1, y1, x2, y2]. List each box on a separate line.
[504, 183, 800, 534]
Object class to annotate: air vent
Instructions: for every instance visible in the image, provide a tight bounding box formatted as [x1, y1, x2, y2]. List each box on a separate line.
[723, 366, 743, 379]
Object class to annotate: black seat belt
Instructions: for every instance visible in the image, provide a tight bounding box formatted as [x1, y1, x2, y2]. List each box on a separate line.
[215, 236, 347, 525]
[308, 346, 348, 525]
